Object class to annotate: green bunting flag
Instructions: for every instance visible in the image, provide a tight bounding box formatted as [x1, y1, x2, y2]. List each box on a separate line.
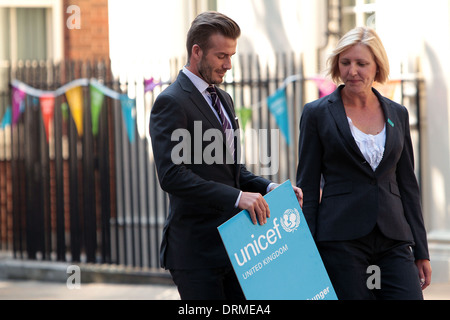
[90, 84, 105, 137]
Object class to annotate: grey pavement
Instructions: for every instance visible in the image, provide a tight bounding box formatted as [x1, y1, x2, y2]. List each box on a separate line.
[0, 279, 180, 300]
[0, 253, 448, 300]
[1, 278, 449, 300]
[0, 252, 180, 300]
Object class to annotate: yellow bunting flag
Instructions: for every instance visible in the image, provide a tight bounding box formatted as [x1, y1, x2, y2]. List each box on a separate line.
[66, 86, 84, 136]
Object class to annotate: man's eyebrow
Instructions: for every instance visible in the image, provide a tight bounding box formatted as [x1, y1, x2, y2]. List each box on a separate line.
[216, 51, 236, 56]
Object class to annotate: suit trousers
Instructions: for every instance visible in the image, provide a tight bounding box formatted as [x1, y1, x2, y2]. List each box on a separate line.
[169, 267, 245, 300]
[317, 225, 423, 300]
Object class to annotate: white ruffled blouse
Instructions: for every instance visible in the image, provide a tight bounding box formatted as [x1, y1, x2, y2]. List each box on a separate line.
[347, 117, 386, 171]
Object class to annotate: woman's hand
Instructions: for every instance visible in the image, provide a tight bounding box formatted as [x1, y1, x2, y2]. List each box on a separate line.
[415, 259, 432, 290]
[269, 184, 304, 208]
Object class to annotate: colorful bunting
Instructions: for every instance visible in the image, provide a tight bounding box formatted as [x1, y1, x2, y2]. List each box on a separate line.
[9, 79, 143, 144]
[7, 75, 343, 147]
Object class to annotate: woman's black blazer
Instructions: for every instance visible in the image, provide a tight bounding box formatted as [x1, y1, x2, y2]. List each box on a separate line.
[296, 85, 429, 260]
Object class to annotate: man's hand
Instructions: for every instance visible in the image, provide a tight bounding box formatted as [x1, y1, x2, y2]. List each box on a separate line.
[238, 192, 270, 225]
[269, 184, 304, 208]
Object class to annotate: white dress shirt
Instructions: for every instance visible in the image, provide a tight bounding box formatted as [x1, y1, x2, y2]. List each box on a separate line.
[347, 117, 386, 171]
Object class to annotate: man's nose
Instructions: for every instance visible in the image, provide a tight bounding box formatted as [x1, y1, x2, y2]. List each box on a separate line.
[224, 57, 232, 70]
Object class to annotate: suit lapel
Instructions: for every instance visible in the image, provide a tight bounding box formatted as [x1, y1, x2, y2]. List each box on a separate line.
[373, 88, 395, 174]
[178, 72, 238, 164]
[178, 71, 224, 131]
[327, 86, 367, 162]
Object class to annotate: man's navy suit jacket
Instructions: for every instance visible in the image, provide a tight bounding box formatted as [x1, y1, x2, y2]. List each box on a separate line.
[150, 71, 271, 270]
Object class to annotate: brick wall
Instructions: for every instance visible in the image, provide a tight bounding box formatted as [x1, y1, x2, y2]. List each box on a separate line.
[63, 0, 110, 61]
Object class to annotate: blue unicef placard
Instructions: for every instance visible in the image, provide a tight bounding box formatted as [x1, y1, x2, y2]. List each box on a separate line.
[218, 180, 337, 300]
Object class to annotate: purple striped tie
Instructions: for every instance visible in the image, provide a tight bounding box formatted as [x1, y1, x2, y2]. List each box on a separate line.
[206, 85, 235, 160]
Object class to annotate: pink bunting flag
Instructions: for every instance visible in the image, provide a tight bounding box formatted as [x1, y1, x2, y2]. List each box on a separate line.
[312, 77, 337, 98]
[144, 77, 159, 93]
[12, 86, 26, 125]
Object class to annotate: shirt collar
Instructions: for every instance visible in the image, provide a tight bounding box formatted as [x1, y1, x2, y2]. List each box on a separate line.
[182, 66, 210, 94]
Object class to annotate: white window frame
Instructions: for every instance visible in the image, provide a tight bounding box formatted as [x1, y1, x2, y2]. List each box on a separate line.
[0, 0, 63, 61]
[342, 0, 377, 32]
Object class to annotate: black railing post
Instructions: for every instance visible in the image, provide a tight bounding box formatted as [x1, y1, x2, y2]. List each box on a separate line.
[68, 120, 81, 262]
[82, 62, 97, 263]
[53, 94, 66, 261]
[97, 77, 112, 265]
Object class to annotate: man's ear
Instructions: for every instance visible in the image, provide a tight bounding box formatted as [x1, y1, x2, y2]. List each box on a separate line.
[191, 44, 203, 61]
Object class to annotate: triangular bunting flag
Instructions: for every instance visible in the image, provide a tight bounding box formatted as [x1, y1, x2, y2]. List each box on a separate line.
[120, 94, 136, 143]
[90, 84, 105, 137]
[66, 86, 84, 136]
[0, 106, 12, 129]
[267, 88, 290, 145]
[40, 95, 55, 142]
[12, 86, 26, 126]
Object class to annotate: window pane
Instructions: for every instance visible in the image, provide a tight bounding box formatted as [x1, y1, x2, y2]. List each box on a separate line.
[0, 8, 10, 61]
[342, 13, 356, 34]
[342, 0, 356, 6]
[16, 8, 47, 60]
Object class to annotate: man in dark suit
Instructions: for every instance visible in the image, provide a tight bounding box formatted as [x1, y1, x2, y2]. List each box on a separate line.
[150, 11, 302, 300]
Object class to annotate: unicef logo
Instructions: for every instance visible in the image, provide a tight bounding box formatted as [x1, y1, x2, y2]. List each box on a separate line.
[280, 208, 300, 232]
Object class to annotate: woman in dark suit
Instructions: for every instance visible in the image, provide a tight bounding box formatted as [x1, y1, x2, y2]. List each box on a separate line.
[296, 27, 431, 299]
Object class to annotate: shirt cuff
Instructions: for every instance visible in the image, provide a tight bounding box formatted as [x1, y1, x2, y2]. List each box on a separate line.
[234, 191, 242, 208]
[266, 182, 279, 194]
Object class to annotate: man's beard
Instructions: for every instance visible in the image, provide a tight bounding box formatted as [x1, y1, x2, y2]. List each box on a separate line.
[198, 59, 221, 85]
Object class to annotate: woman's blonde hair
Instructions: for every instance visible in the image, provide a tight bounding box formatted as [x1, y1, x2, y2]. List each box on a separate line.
[327, 27, 390, 84]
